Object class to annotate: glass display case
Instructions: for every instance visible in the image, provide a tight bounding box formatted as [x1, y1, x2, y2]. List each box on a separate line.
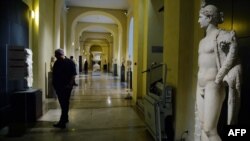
[143, 63, 174, 141]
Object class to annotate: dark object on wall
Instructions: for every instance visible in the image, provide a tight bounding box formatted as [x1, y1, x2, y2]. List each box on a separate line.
[158, 6, 164, 12]
[121, 64, 125, 82]
[8, 89, 42, 136]
[152, 46, 163, 53]
[84, 60, 88, 74]
[103, 64, 108, 72]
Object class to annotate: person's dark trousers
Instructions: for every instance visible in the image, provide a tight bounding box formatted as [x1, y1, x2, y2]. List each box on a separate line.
[55, 87, 73, 124]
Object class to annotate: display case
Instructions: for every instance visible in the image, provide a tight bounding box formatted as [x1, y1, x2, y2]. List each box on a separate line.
[143, 63, 174, 141]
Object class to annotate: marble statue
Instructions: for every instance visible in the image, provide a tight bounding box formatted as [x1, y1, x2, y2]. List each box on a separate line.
[195, 4, 241, 141]
[50, 56, 56, 72]
[93, 62, 100, 72]
[121, 58, 125, 66]
[24, 48, 33, 88]
[127, 56, 132, 71]
[113, 58, 117, 64]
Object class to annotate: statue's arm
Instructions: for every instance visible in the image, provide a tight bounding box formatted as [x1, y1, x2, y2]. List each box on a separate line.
[215, 31, 238, 83]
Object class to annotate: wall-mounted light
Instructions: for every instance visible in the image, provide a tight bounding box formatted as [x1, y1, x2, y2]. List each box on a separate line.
[30, 10, 35, 19]
[124, 10, 128, 16]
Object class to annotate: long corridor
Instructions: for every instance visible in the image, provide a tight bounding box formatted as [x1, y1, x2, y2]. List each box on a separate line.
[0, 73, 154, 141]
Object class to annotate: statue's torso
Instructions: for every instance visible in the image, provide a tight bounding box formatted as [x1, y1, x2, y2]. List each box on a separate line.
[198, 30, 219, 87]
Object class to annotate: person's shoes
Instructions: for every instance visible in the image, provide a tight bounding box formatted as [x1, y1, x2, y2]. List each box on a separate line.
[53, 123, 66, 129]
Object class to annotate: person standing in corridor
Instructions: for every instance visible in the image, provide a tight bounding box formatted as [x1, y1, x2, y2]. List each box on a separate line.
[52, 49, 77, 128]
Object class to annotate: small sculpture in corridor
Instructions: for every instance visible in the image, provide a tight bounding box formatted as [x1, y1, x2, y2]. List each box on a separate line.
[24, 48, 33, 88]
[112, 58, 117, 64]
[121, 58, 125, 66]
[84, 59, 88, 74]
[93, 61, 100, 72]
[50, 56, 56, 72]
[195, 4, 242, 141]
[127, 55, 132, 71]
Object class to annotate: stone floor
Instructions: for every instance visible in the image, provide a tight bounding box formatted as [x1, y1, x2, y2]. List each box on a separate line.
[0, 73, 154, 141]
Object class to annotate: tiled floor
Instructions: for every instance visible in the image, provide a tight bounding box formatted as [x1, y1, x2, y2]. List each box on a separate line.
[0, 73, 154, 141]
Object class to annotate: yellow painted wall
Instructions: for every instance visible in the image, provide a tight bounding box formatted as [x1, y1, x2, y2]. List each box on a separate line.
[146, 0, 164, 95]
[147, 0, 164, 64]
[24, 0, 40, 90]
[37, 0, 55, 99]
[163, 0, 202, 140]
[23, 0, 67, 102]
[131, 0, 147, 104]
[132, 0, 164, 103]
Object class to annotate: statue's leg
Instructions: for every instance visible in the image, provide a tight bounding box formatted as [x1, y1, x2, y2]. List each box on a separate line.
[196, 85, 204, 122]
[195, 104, 202, 141]
[227, 87, 238, 125]
[195, 85, 204, 141]
[202, 82, 225, 141]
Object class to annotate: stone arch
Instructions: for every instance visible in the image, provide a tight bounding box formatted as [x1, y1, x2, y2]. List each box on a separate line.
[77, 24, 116, 72]
[90, 44, 102, 52]
[78, 25, 115, 41]
[70, 10, 123, 66]
[71, 10, 122, 42]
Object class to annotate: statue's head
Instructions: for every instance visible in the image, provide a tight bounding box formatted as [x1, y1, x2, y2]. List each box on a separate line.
[200, 5, 223, 25]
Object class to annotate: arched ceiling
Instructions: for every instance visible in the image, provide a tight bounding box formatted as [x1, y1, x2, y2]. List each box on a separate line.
[67, 0, 131, 56]
[65, 0, 130, 10]
[83, 25, 110, 33]
[66, 0, 131, 33]
[79, 15, 115, 24]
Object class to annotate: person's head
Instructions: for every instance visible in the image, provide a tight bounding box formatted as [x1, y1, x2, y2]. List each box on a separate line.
[70, 56, 73, 60]
[198, 5, 223, 28]
[55, 49, 65, 59]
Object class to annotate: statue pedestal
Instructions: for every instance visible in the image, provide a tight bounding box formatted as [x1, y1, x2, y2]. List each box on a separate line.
[47, 72, 56, 98]
[103, 64, 108, 72]
[127, 70, 132, 89]
[9, 89, 42, 136]
[92, 62, 101, 76]
[113, 64, 118, 76]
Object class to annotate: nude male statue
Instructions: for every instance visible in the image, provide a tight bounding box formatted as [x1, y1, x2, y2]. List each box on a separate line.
[196, 4, 241, 141]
